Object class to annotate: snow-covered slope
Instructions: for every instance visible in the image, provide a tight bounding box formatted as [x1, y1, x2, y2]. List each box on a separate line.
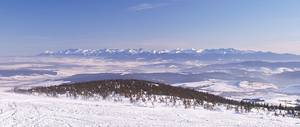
[172, 80, 300, 107]
[1, 91, 300, 127]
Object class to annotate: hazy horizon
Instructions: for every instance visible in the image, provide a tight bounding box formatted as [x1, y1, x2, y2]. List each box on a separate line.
[2, 47, 300, 57]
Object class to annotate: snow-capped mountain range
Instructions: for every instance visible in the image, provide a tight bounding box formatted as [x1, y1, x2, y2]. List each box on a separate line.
[41, 48, 300, 61]
[43, 48, 204, 55]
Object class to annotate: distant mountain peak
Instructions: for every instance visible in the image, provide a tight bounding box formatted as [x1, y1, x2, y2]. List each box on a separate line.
[42, 48, 205, 55]
[201, 48, 255, 54]
[41, 48, 300, 61]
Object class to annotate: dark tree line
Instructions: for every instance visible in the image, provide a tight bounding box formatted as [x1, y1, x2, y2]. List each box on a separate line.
[15, 79, 300, 118]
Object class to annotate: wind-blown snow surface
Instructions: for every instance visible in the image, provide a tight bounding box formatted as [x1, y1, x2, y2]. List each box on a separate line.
[0, 92, 300, 127]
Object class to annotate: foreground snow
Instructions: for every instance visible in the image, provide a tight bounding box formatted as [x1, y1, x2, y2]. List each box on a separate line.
[0, 92, 299, 127]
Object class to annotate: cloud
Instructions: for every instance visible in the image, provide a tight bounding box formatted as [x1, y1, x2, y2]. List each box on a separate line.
[129, 3, 167, 11]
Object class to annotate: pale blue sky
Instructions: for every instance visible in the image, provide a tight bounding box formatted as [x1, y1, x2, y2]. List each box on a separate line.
[0, 0, 300, 56]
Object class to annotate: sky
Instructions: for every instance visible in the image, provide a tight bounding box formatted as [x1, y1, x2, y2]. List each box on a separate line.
[0, 0, 300, 56]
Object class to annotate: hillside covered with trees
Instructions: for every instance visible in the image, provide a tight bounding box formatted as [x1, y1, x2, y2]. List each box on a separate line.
[16, 79, 300, 118]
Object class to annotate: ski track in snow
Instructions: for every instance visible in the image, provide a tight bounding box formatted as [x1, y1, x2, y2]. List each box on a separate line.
[0, 92, 299, 127]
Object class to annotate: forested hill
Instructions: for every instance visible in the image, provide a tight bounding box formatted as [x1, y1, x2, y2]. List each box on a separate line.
[16, 79, 300, 118]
